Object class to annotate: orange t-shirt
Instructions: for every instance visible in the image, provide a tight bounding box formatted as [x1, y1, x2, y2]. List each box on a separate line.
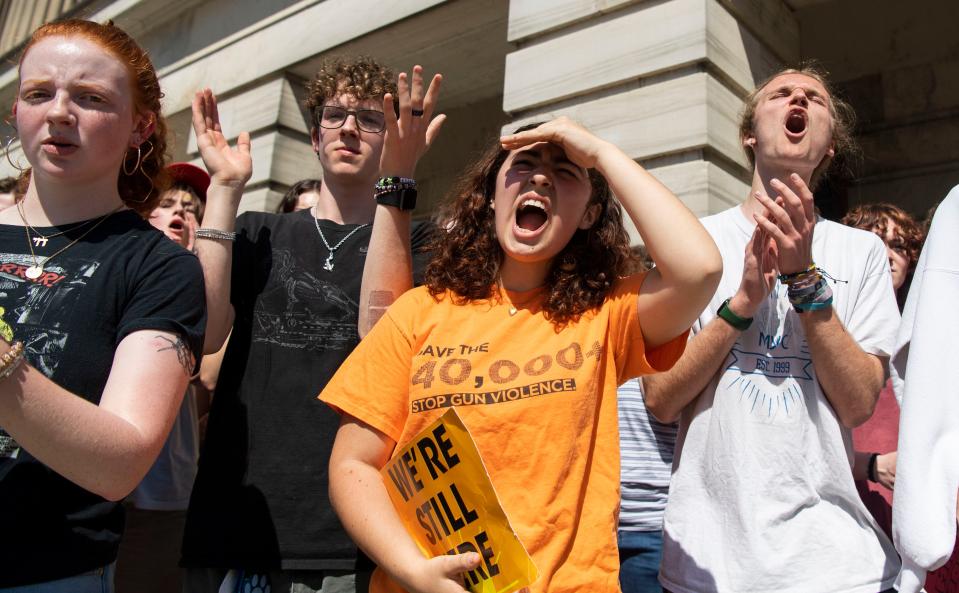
[320, 273, 687, 593]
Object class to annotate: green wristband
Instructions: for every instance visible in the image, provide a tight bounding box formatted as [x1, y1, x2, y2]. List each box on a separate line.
[717, 298, 752, 331]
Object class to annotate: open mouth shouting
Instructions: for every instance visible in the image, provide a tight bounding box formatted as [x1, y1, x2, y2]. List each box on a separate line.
[162, 216, 187, 243]
[514, 193, 550, 238]
[784, 108, 807, 139]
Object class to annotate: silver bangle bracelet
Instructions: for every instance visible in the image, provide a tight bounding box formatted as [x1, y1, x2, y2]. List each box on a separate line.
[196, 228, 237, 242]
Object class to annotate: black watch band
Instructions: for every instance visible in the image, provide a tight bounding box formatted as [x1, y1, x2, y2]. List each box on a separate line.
[867, 452, 880, 483]
[375, 188, 418, 211]
[717, 298, 752, 331]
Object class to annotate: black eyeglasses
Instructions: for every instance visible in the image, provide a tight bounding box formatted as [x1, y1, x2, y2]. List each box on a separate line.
[315, 105, 386, 133]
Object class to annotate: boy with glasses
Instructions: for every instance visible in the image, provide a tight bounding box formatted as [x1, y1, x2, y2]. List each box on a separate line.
[180, 56, 436, 593]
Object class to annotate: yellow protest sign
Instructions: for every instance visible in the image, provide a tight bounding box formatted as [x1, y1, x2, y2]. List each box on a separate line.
[381, 407, 538, 593]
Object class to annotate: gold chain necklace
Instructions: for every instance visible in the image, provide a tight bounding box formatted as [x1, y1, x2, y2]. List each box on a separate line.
[16, 199, 102, 247]
[17, 203, 125, 280]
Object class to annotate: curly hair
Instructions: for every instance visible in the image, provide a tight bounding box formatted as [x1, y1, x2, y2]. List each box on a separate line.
[739, 62, 859, 188]
[840, 203, 924, 268]
[305, 56, 396, 123]
[424, 124, 635, 327]
[16, 19, 170, 215]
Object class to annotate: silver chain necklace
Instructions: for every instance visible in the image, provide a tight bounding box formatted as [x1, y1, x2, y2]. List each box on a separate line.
[311, 206, 369, 271]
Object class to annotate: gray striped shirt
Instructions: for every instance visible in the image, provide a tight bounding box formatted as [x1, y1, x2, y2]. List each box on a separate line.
[618, 377, 677, 532]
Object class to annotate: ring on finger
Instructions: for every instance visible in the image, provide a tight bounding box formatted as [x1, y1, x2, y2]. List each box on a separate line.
[411, 109, 424, 117]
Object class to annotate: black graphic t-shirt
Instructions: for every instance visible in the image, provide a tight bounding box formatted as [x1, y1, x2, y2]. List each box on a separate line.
[0, 210, 206, 587]
[182, 208, 432, 570]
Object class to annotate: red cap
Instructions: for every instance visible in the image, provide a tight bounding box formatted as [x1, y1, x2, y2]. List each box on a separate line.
[166, 162, 210, 202]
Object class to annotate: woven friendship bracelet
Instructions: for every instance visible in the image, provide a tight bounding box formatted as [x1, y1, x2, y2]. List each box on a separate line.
[789, 278, 826, 298]
[788, 274, 834, 313]
[778, 262, 818, 285]
[196, 228, 237, 242]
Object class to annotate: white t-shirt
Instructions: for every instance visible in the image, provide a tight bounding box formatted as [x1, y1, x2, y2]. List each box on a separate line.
[891, 185, 959, 593]
[660, 205, 902, 593]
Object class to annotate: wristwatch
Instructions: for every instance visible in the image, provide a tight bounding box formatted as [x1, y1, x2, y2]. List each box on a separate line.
[375, 188, 418, 211]
[717, 298, 752, 331]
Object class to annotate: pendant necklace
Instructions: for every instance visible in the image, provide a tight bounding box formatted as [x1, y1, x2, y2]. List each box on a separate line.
[17, 202, 124, 279]
[499, 280, 541, 316]
[312, 206, 369, 271]
[16, 199, 103, 247]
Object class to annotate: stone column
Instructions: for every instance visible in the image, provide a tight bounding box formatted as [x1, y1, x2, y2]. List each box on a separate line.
[503, 0, 799, 242]
[181, 74, 316, 213]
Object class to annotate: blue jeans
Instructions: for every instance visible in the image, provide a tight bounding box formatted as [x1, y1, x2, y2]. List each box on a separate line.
[0, 564, 115, 593]
[618, 530, 663, 593]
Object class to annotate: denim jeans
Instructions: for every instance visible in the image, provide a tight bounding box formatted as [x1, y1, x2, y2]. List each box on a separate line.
[618, 530, 664, 593]
[0, 564, 115, 593]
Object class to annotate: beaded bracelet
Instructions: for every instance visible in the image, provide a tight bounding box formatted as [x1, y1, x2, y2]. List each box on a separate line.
[0, 341, 25, 382]
[375, 176, 416, 192]
[778, 262, 818, 285]
[196, 228, 237, 242]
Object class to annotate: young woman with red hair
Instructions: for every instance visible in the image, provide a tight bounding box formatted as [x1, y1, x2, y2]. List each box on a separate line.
[0, 20, 205, 591]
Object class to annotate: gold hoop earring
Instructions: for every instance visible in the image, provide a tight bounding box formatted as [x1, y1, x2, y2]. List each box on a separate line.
[122, 145, 142, 176]
[4, 136, 26, 173]
[123, 139, 155, 204]
[127, 178, 154, 204]
[128, 190, 151, 203]
[122, 139, 153, 176]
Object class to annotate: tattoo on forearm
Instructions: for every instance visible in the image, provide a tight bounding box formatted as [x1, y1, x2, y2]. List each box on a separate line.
[367, 291, 395, 332]
[156, 335, 195, 376]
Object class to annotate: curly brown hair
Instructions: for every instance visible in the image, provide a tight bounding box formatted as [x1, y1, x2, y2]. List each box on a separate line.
[739, 62, 859, 188]
[305, 56, 397, 123]
[840, 203, 924, 268]
[424, 124, 635, 327]
[16, 19, 171, 215]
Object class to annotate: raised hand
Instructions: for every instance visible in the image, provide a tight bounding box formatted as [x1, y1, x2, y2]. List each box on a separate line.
[183, 210, 199, 252]
[499, 116, 612, 169]
[729, 225, 778, 318]
[752, 173, 815, 275]
[380, 65, 445, 179]
[191, 89, 252, 191]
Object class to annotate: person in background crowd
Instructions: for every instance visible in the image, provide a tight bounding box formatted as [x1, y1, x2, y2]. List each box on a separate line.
[0, 19, 205, 591]
[839, 204, 921, 529]
[0, 177, 18, 209]
[148, 162, 208, 249]
[618, 376, 676, 593]
[276, 178, 322, 213]
[181, 57, 435, 593]
[322, 111, 722, 593]
[843, 204, 923, 308]
[647, 65, 902, 593]
[115, 162, 210, 593]
[891, 185, 959, 593]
